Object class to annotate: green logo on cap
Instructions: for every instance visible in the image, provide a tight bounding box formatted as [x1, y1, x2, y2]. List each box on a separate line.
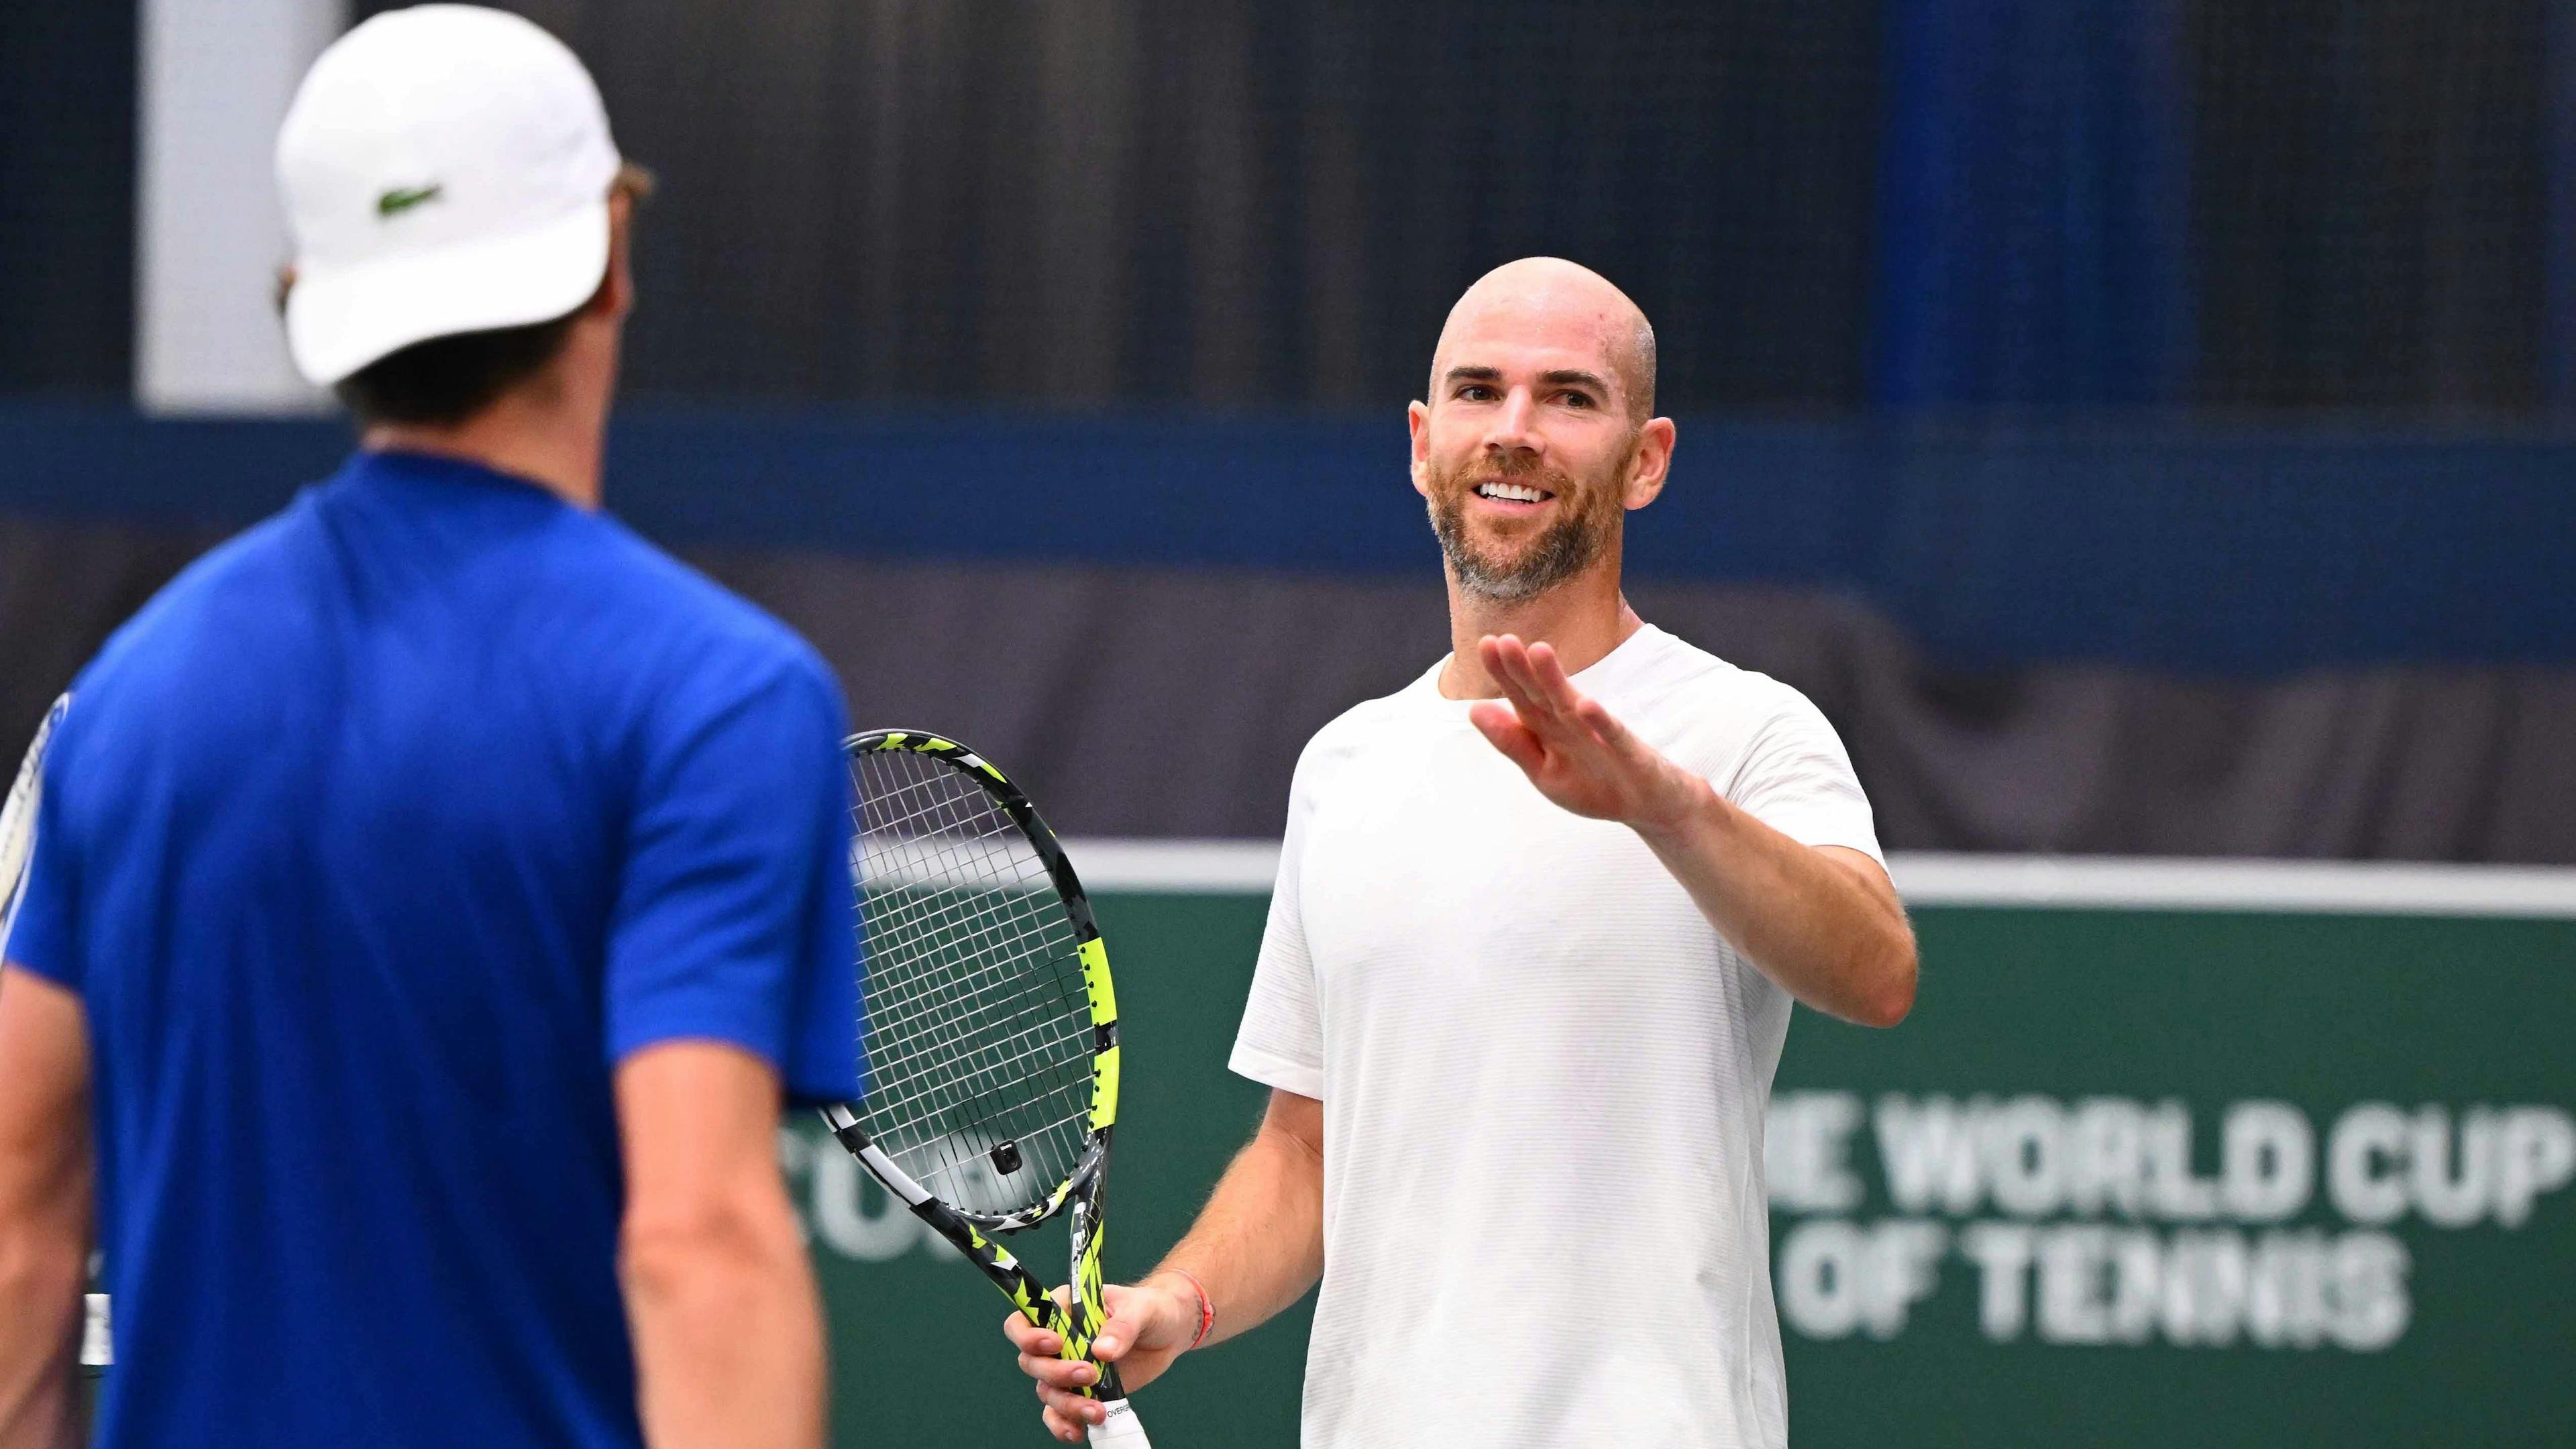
[376, 184, 443, 218]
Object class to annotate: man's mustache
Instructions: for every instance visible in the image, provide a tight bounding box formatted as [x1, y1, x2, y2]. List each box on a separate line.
[1450, 455, 1575, 492]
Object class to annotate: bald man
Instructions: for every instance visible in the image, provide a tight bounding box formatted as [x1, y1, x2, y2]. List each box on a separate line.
[1004, 259, 1918, 1448]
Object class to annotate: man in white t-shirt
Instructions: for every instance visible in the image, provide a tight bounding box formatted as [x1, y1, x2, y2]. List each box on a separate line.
[1005, 257, 1918, 1448]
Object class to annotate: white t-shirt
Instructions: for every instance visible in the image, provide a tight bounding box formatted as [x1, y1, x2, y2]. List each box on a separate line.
[1228, 623, 1884, 1449]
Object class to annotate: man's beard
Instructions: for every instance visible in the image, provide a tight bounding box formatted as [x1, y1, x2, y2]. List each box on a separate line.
[1426, 454, 1622, 603]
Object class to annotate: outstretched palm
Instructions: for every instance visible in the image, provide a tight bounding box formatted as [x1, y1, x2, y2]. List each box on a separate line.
[1465, 635, 1699, 831]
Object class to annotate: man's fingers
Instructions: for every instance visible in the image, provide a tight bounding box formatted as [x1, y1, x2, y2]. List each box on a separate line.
[1041, 1397, 1091, 1442]
[1493, 636, 1554, 712]
[1469, 702, 1546, 775]
[1091, 1282, 1159, 1360]
[1038, 1379, 1108, 1431]
[1526, 641, 1618, 742]
[1503, 637, 1601, 731]
[1477, 637, 1543, 718]
[1037, 1377, 1105, 1415]
[1016, 1283, 1116, 1443]
[1482, 636, 1576, 737]
[1524, 641, 1585, 713]
[1576, 695, 1676, 796]
[1002, 1309, 1058, 1355]
[1018, 1350, 1100, 1389]
[1574, 694, 1638, 751]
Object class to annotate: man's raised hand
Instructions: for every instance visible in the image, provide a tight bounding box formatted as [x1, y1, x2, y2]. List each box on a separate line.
[1466, 634, 1703, 833]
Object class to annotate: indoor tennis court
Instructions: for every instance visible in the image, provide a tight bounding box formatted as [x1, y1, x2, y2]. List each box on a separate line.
[5, 5, 2571, 1447]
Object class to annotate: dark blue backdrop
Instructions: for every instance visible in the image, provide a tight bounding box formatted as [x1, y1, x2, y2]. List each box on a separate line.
[5, 404, 2565, 674]
[1872, 0, 2191, 407]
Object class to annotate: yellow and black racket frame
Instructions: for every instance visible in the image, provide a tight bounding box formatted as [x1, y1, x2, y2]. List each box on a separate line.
[819, 729, 1130, 1407]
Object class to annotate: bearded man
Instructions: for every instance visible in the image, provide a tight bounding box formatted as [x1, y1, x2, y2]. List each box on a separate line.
[1004, 258, 1919, 1448]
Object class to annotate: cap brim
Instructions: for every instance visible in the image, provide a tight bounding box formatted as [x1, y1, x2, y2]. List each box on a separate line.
[286, 199, 611, 386]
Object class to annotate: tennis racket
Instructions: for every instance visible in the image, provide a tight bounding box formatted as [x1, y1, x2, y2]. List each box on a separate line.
[820, 730, 1150, 1446]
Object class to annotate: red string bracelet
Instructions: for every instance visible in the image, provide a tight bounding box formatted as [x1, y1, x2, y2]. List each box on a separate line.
[1159, 1268, 1215, 1350]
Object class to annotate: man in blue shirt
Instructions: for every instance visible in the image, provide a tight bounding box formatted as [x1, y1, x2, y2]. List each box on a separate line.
[0, 9, 857, 1448]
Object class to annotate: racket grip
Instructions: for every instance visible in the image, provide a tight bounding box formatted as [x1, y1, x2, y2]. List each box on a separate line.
[1087, 1399, 1153, 1447]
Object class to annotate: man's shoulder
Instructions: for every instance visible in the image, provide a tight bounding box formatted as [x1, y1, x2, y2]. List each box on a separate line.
[1308, 683, 1422, 742]
[572, 519, 834, 689]
[1619, 626, 1820, 720]
[1288, 664, 1444, 781]
[71, 504, 317, 700]
[1605, 628, 1853, 790]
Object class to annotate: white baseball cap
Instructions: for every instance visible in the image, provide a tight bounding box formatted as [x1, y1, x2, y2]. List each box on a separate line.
[275, 5, 624, 386]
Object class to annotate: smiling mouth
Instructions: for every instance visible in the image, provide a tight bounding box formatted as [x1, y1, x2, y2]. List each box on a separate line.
[1474, 480, 1554, 504]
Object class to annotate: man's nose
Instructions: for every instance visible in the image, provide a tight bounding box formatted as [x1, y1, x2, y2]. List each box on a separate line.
[1483, 387, 1544, 455]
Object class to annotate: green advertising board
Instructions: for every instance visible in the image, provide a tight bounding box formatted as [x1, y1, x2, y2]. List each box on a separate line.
[791, 851, 2576, 1448]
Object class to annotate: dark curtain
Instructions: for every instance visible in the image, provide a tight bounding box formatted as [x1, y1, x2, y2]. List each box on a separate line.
[9, 3, 2570, 413]
[355, 0, 1883, 411]
[336, 0, 2571, 415]
[2186, 0, 2550, 410]
[0, 3, 134, 394]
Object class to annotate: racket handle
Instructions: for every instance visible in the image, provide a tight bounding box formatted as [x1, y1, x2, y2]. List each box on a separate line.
[1087, 1399, 1152, 1447]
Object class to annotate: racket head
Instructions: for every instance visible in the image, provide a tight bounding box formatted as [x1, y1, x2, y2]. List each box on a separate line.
[838, 729, 1120, 1232]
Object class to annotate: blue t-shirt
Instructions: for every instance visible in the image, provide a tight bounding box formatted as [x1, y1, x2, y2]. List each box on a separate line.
[4, 450, 862, 1449]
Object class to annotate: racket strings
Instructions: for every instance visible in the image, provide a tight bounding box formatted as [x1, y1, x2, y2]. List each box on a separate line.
[850, 751, 1097, 1216]
[856, 820, 1087, 1104]
[855, 818, 1088, 1196]
[857, 824, 1084, 1109]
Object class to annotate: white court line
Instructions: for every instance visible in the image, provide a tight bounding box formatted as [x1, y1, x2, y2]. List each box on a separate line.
[1060, 839, 2576, 918]
[1067, 839, 1281, 895]
[1888, 853, 2576, 917]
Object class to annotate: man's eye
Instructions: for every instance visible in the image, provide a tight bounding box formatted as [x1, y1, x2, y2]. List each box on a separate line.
[1558, 392, 1595, 409]
[1458, 384, 1497, 402]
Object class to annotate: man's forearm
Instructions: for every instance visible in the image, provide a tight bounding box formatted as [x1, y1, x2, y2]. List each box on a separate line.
[0, 1242, 84, 1449]
[1148, 1104, 1326, 1349]
[614, 1042, 827, 1449]
[1634, 779, 1917, 1027]
[620, 1189, 826, 1449]
[0, 967, 93, 1449]
[1459, 633, 1912, 1026]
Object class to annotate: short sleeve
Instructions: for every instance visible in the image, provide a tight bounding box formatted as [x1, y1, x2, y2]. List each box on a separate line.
[4, 696, 81, 989]
[1228, 744, 1326, 1099]
[1721, 685, 1885, 866]
[605, 648, 861, 1107]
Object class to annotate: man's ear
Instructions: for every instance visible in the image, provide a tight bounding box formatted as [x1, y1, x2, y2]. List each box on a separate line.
[1623, 417, 1676, 511]
[589, 195, 635, 321]
[1407, 399, 1433, 500]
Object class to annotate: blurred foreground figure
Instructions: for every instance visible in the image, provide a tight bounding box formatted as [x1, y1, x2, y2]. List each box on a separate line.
[0, 9, 853, 1448]
[1005, 260, 1919, 1447]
